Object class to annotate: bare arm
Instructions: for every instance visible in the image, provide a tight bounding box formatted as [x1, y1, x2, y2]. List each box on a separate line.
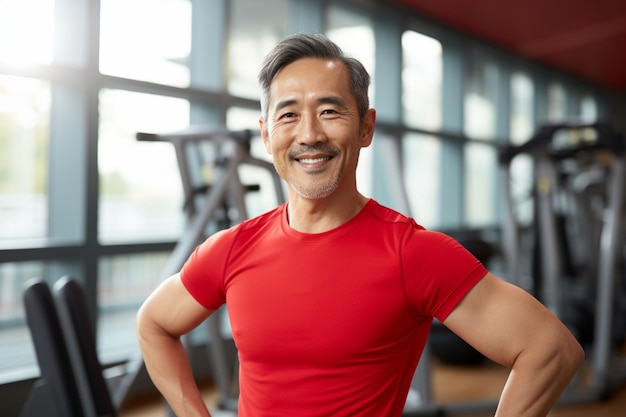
[136, 273, 215, 417]
[443, 272, 584, 417]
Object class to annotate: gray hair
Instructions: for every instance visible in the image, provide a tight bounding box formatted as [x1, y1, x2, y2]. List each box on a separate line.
[258, 33, 370, 124]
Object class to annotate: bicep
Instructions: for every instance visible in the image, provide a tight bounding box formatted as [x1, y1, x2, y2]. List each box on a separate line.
[442, 272, 567, 367]
[137, 273, 214, 338]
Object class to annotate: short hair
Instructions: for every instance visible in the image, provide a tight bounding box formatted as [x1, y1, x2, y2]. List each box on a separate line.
[258, 33, 370, 124]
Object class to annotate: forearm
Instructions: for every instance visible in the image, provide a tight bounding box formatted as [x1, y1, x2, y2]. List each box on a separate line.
[495, 342, 583, 416]
[138, 318, 212, 417]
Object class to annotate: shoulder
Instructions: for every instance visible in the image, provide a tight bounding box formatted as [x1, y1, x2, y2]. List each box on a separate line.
[364, 200, 456, 245]
[363, 199, 424, 230]
[232, 203, 285, 240]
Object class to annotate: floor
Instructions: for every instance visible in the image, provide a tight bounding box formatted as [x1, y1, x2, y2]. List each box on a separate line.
[120, 360, 626, 417]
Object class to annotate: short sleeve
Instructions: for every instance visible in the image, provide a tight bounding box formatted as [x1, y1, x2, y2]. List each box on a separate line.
[401, 226, 487, 321]
[180, 228, 235, 310]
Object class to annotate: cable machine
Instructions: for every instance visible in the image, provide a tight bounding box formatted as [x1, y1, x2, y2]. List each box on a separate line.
[114, 127, 285, 415]
[500, 120, 626, 402]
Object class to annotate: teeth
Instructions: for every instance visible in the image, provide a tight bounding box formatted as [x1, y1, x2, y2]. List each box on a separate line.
[299, 157, 329, 163]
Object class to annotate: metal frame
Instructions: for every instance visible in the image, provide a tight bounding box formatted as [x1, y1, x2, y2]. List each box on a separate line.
[113, 127, 285, 415]
[500, 121, 626, 403]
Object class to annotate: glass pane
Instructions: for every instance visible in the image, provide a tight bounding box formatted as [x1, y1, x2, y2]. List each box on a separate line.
[464, 58, 498, 140]
[100, 0, 191, 87]
[0, 0, 54, 66]
[98, 89, 188, 243]
[464, 142, 497, 226]
[402, 31, 442, 131]
[510, 71, 535, 145]
[580, 94, 598, 120]
[227, 0, 288, 99]
[403, 133, 441, 228]
[98, 253, 169, 362]
[0, 75, 50, 246]
[510, 154, 534, 225]
[509, 72, 535, 225]
[0, 262, 45, 377]
[547, 82, 567, 122]
[327, 5, 376, 105]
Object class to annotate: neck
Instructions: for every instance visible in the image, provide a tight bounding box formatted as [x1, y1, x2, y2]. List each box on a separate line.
[286, 191, 369, 234]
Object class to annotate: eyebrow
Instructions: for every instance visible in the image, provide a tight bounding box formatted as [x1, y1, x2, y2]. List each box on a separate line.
[272, 95, 348, 113]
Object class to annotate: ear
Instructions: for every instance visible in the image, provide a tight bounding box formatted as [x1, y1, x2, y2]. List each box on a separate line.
[360, 108, 376, 148]
[259, 117, 272, 155]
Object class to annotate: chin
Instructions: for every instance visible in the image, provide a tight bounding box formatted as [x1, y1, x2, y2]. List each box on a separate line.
[290, 182, 338, 200]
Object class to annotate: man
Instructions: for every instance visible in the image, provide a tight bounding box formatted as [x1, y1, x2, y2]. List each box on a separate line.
[136, 33, 584, 417]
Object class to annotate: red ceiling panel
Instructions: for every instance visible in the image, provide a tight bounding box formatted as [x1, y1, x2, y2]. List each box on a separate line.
[388, 0, 626, 92]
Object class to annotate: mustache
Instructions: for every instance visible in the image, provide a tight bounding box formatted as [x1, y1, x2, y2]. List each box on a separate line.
[288, 144, 340, 159]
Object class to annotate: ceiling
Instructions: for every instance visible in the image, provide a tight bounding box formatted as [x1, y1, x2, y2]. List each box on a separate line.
[387, 0, 626, 93]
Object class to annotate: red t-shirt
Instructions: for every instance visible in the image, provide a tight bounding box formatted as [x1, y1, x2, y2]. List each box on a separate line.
[181, 199, 486, 416]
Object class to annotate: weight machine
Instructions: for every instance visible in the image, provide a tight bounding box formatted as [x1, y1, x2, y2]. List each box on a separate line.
[500, 120, 626, 403]
[114, 127, 285, 415]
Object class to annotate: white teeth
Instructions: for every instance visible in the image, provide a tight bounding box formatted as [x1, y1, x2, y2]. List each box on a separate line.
[299, 157, 329, 164]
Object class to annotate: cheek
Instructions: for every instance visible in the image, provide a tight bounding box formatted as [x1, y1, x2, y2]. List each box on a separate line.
[266, 127, 290, 153]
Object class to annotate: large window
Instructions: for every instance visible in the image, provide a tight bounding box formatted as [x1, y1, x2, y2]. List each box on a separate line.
[100, 0, 192, 87]
[98, 90, 187, 243]
[401, 30, 443, 225]
[0, 76, 50, 245]
[0, 0, 54, 67]
[227, 0, 289, 99]
[463, 56, 501, 226]
[509, 71, 535, 225]
[402, 30, 442, 131]
[402, 134, 441, 227]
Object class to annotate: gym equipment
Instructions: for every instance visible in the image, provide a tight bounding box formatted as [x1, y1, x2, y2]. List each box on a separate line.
[114, 127, 285, 415]
[404, 121, 626, 415]
[500, 120, 626, 402]
[19, 277, 117, 417]
[20, 278, 84, 417]
[53, 276, 118, 417]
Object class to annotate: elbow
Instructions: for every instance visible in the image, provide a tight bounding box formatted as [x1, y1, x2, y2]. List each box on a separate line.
[551, 331, 585, 380]
[567, 335, 585, 372]
[135, 299, 163, 348]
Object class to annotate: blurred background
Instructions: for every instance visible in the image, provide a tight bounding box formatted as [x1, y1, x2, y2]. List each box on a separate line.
[1, 0, 625, 415]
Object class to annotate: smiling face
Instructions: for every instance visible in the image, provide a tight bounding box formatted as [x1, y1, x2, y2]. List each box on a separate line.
[260, 58, 375, 201]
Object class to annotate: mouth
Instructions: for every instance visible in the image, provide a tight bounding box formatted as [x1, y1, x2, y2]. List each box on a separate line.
[295, 156, 333, 164]
[292, 154, 335, 172]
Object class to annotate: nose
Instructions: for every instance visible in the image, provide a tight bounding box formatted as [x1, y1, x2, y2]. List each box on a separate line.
[297, 114, 326, 145]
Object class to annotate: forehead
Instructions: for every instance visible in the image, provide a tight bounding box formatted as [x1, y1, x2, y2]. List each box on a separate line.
[269, 58, 352, 98]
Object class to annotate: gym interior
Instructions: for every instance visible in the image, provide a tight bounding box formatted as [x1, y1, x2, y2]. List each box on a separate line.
[2, 1, 626, 416]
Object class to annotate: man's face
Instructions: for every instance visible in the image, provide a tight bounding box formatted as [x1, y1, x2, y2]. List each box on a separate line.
[260, 58, 374, 200]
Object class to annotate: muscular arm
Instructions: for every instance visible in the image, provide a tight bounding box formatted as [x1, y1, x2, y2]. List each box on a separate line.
[443, 272, 584, 417]
[136, 273, 215, 417]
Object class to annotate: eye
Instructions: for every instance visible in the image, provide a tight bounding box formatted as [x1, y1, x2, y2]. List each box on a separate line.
[321, 108, 338, 115]
[279, 112, 296, 119]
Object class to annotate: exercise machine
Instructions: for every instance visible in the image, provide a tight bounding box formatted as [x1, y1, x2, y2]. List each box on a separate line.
[500, 120, 626, 402]
[20, 279, 86, 417]
[114, 127, 285, 415]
